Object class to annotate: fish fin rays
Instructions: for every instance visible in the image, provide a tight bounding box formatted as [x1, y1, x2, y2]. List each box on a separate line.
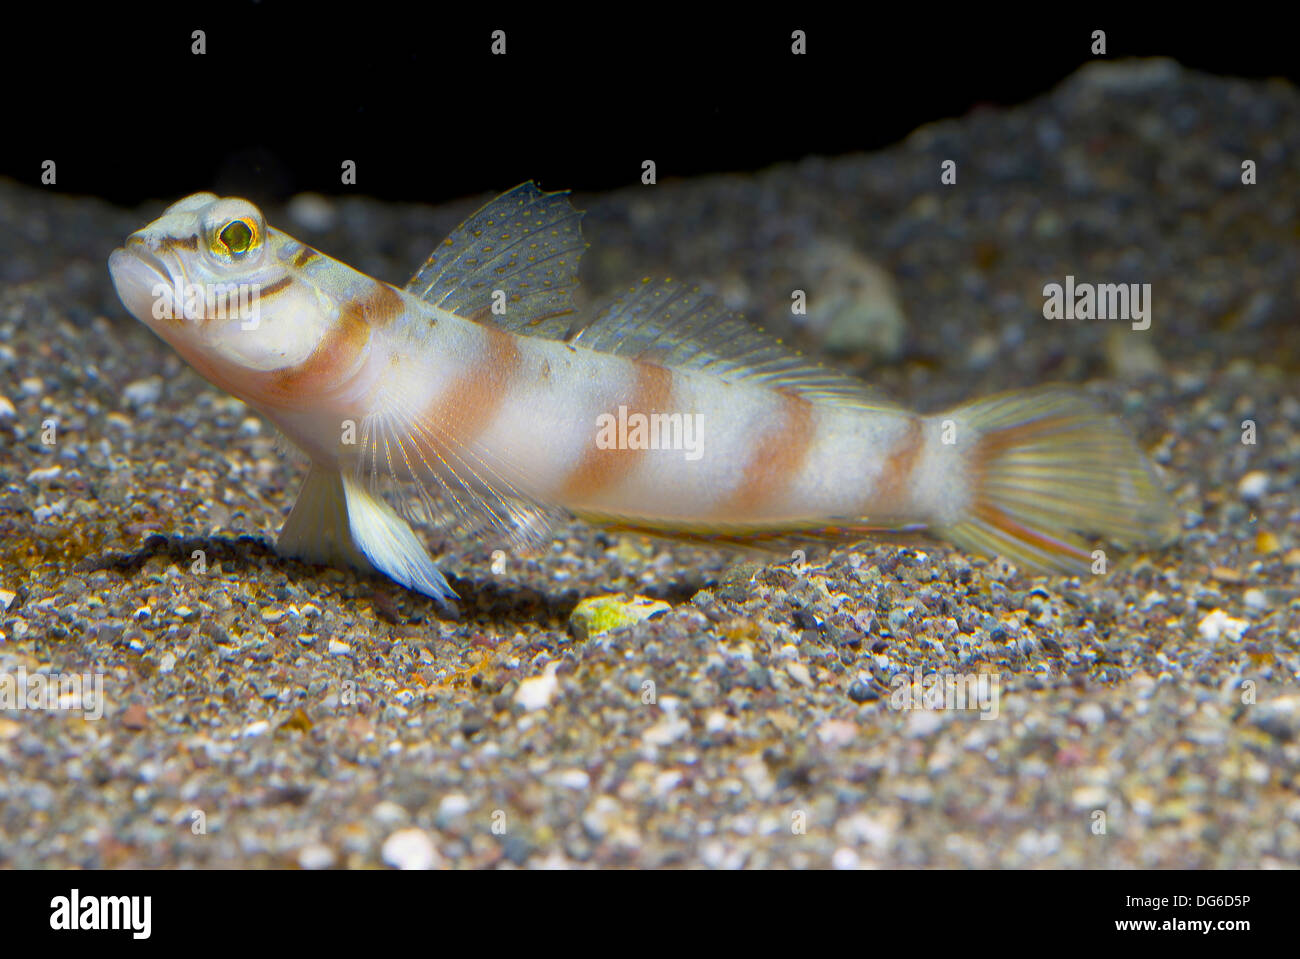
[277, 464, 370, 570]
[340, 473, 459, 608]
[275, 464, 458, 610]
[358, 400, 570, 557]
[404, 182, 588, 334]
[564, 278, 898, 409]
[937, 386, 1179, 574]
[572, 512, 928, 555]
[408, 185, 892, 409]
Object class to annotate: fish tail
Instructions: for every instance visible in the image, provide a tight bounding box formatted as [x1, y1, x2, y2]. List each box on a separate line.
[936, 386, 1178, 574]
[277, 465, 458, 611]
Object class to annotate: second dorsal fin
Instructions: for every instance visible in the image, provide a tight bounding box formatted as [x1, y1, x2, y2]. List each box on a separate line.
[562, 277, 899, 408]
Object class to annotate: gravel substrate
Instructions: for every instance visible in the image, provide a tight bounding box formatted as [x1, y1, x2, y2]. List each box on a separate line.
[0, 59, 1297, 868]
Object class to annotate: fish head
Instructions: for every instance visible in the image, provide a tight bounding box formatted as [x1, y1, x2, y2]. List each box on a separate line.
[109, 193, 334, 375]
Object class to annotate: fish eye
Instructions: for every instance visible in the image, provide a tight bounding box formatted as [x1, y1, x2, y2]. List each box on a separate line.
[216, 218, 257, 257]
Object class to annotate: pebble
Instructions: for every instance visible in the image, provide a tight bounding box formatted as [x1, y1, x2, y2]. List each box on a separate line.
[122, 376, 164, 407]
[642, 715, 691, 747]
[119, 704, 149, 730]
[0, 394, 15, 419]
[0, 589, 15, 611]
[1070, 785, 1109, 811]
[799, 240, 907, 360]
[381, 828, 440, 870]
[297, 843, 336, 870]
[847, 680, 878, 703]
[372, 801, 408, 826]
[551, 769, 591, 790]
[1236, 471, 1268, 501]
[831, 847, 861, 869]
[569, 594, 672, 640]
[1074, 703, 1106, 728]
[785, 661, 813, 687]
[1197, 609, 1249, 643]
[25, 466, 61, 483]
[514, 662, 560, 711]
[438, 794, 471, 818]
[1255, 531, 1280, 554]
[327, 638, 351, 656]
[1242, 589, 1268, 613]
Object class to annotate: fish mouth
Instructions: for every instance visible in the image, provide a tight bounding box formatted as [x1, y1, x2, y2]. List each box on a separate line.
[108, 242, 188, 327]
[110, 241, 173, 286]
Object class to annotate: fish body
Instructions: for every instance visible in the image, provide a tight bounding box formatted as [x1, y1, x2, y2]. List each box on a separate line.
[108, 184, 1177, 608]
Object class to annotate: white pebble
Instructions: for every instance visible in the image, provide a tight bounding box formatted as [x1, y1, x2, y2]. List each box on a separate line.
[123, 377, 164, 407]
[372, 800, 408, 826]
[1074, 703, 1106, 728]
[381, 828, 439, 870]
[32, 500, 66, 523]
[552, 769, 591, 790]
[242, 720, 270, 738]
[1243, 589, 1269, 613]
[438, 794, 471, 818]
[785, 661, 813, 687]
[1197, 609, 1249, 642]
[905, 710, 944, 737]
[831, 847, 861, 869]
[297, 843, 336, 869]
[159, 652, 176, 673]
[0, 589, 15, 611]
[328, 638, 351, 656]
[1070, 786, 1109, 810]
[642, 715, 691, 747]
[653, 771, 683, 796]
[1237, 471, 1268, 502]
[26, 466, 61, 483]
[514, 662, 559, 711]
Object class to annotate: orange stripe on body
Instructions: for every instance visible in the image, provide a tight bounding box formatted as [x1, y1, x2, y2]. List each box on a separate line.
[559, 360, 674, 502]
[226, 280, 403, 408]
[864, 415, 924, 519]
[422, 323, 522, 446]
[240, 281, 403, 407]
[717, 390, 816, 518]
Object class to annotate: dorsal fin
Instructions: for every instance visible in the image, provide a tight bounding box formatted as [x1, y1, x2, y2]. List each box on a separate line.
[405, 182, 587, 328]
[562, 278, 898, 408]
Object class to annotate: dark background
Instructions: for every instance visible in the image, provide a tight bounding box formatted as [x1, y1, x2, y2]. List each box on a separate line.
[7, 4, 1297, 207]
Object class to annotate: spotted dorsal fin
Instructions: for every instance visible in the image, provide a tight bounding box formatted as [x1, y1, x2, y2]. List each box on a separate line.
[405, 182, 588, 329]
[561, 278, 898, 409]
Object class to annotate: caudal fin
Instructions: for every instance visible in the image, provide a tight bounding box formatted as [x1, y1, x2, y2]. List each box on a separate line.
[937, 387, 1178, 574]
